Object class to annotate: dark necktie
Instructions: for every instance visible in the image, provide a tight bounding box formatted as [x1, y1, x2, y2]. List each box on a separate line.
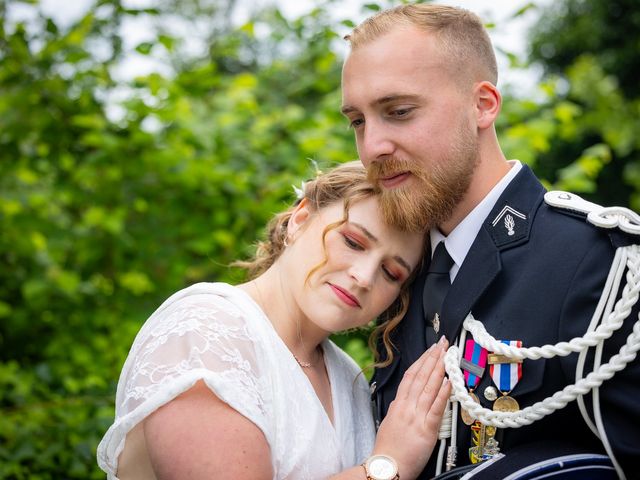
[423, 241, 454, 345]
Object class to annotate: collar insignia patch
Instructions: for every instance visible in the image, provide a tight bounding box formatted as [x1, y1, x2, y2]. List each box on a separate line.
[489, 205, 528, 246]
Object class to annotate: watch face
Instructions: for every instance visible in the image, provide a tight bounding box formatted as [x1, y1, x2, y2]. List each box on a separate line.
[368, 456, 397, 480]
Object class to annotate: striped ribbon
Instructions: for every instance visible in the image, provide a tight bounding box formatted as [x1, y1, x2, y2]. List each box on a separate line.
[489, 340, 523, 392]
[462, 339, 488, 389]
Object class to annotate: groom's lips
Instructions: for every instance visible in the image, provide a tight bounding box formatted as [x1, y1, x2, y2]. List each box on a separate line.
[380, 171, 411, 188]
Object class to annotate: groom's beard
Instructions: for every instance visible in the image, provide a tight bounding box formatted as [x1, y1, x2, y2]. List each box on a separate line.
[367, 125, 479, 233]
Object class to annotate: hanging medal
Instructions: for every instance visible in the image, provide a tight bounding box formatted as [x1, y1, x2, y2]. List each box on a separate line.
[469, 419, 500, 464]
[489, 340, 523, 412]
[468, 421, 484, 463]
[459, 339, 488, 425]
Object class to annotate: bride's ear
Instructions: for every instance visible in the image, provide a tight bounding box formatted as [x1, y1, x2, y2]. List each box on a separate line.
[287, 198, 312, 239]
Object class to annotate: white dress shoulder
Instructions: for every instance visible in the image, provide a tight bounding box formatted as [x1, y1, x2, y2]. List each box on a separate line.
[97, 282, 375, 479]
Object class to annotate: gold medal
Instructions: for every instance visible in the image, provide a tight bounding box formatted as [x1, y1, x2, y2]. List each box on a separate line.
[493, 394, 520, 412]
[460, 391, 480, 425]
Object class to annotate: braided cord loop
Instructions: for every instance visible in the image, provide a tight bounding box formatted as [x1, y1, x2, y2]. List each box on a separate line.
[588, 207, 640, 235]
[444, 245, 640, 428]
[464, 246, 640, 361]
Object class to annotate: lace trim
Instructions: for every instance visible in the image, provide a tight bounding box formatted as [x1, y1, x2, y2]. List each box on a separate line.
[98, 291, 270, 476]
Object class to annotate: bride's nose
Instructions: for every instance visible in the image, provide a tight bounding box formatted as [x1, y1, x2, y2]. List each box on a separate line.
[348, 260, 377, 289]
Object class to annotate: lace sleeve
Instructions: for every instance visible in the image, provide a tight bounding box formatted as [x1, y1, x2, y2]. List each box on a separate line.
[98, 289, 271, 475]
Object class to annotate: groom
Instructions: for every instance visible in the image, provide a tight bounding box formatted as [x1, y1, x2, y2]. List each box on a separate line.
[340, 3, 640, 478]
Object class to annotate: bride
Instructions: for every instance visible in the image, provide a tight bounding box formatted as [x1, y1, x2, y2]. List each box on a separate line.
[97, 161, 450, 480]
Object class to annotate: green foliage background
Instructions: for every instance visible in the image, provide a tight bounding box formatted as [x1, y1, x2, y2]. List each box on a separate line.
[1, 0, 638, 477]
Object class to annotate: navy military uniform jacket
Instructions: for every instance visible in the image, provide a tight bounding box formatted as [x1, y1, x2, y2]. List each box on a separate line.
[371, 165, 640, 478]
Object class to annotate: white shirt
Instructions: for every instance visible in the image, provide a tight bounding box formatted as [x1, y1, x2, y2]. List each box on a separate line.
[430, 160, 523, 281]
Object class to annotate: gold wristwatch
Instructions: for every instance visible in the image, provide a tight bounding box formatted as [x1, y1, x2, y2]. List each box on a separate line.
[362, 454, 399, 480]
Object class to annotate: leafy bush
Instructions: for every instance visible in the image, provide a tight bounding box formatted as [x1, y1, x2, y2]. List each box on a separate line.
[1, 0, 638, 476]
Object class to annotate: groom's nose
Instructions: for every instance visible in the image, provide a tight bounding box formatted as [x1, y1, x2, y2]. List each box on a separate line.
[358, 120, 395, 167]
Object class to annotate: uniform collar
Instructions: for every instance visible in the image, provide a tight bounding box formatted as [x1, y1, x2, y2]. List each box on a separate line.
[430, 160, 522, 280]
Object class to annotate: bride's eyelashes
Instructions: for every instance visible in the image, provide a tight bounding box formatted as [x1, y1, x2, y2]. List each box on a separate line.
[342, 233, 364, 251]
[382, 266, 401, 283]
[341, 231, 402, 283]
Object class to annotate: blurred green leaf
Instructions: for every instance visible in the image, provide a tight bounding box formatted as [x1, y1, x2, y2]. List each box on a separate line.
[135, 42, 154, 55]
[363, 3, 381, 11]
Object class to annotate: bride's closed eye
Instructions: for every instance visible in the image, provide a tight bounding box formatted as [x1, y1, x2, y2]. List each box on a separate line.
[382, 265, 401, 283]
[342, 233, 364, 251]
[342, 232, 402, 283]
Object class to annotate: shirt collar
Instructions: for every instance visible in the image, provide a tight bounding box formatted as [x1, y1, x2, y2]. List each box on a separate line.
[430, 160, 523, 280]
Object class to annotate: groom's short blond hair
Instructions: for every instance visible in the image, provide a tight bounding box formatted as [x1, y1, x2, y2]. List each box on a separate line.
[345, 4, 498, 86]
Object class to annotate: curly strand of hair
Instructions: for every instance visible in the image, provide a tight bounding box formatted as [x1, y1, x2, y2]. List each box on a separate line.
[369, 288, 410, 369]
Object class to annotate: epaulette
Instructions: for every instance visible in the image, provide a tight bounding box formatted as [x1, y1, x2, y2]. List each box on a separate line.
[545, 191, 640, 237]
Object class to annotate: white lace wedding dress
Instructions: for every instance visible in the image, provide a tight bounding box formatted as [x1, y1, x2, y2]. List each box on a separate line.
[97, 282, 375, 479]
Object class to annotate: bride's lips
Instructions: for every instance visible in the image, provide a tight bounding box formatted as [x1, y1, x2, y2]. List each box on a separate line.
[380, 171, 411, 188]
[328, 284, 361, 308]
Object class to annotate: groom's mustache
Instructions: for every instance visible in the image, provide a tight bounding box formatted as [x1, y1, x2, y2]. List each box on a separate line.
[366, 157, 416, 185]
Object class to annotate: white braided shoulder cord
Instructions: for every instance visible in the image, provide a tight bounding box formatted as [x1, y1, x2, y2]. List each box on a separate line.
[444, 243, 640, 428]
[433, 201, 640, 478]
[589, 206, 640, 236]
[441, 204, 640, 478]
[545, 191, 640, 236]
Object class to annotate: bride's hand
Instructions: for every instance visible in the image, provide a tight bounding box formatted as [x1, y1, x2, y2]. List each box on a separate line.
[372, 337, 451, 480]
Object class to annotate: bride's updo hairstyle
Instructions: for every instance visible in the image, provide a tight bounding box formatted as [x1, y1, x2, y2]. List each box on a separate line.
[238, 161, 426, 368]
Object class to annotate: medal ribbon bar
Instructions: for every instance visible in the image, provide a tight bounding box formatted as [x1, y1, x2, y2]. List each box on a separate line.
[462, 339, 488, 389]
[489, 340, 523, 393]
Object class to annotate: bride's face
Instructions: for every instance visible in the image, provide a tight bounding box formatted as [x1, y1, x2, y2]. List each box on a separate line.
[284, 196, 424, 333]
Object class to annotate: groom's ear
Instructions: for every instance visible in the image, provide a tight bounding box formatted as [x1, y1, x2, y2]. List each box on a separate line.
[473, 80, 501, 129]
[288, 198, 312, 238]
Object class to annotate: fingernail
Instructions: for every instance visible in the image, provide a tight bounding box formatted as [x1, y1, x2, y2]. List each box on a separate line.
[437, 335, 447, 347]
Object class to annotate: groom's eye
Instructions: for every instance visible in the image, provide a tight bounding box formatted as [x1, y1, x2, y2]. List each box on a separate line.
[389, 107, 413, 118]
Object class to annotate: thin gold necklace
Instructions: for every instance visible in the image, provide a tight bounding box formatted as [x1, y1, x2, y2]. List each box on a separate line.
[293, 354, 314, 368]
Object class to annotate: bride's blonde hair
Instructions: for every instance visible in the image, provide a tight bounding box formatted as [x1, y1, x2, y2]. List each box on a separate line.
[236, 161, 426, 368]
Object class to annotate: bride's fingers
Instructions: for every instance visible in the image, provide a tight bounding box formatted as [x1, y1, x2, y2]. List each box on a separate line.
[405, 344, 443, 402]
[400, 338, 448, 402]
[424, 376, 452, 430]
[415, 347, 447, 414]
[395, 344, 436, 401]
